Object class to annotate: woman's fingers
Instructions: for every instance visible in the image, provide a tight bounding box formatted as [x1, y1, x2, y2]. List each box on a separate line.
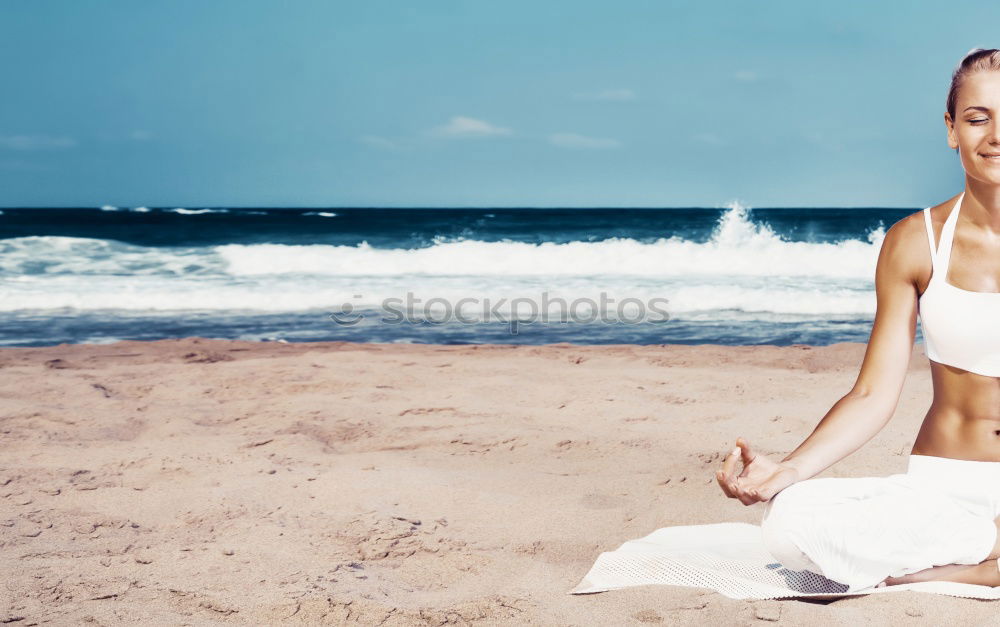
[724, 467, 761, 504]
[715, 469, 735, 498]
[722, 445, 742, 478]
[727, 477, 748, 503]
[717, 440, 771, 505]
[733, 478, 760, 505]
[735, 478, 768, 505]
[716, 445, 743, 496]
[736, 437, 757, 466]
[716, 444, 742, 498]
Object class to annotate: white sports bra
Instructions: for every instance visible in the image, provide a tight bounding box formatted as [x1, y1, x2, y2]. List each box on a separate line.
[918, 192, 1000, 377]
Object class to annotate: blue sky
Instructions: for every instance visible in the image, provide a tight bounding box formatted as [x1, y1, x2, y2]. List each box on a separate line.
[1, 1, 998, 207]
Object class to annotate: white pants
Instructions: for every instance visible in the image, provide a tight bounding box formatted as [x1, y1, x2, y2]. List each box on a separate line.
[760, 454, 1000, 592]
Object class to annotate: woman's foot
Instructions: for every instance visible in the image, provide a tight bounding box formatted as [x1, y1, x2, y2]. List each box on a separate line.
[879, 559, 1000, 587]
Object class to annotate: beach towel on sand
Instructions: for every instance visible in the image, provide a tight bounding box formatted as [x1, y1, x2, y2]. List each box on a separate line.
[569, 522, 1000, 600]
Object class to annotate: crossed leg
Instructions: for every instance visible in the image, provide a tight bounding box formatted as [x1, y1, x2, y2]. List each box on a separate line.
[761, 476, 1000, 591]
[880, 515, 1000, 587]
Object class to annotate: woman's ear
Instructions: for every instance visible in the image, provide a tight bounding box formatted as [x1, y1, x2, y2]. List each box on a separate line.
[945, 113, 959, 152]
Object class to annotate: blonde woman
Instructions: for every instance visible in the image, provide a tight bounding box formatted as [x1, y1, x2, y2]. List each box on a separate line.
[717, 48, 1000, 592]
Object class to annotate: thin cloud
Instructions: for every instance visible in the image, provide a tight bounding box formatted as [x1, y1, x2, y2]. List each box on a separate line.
[734, 70, 758, 82]
[548, 133, 621, 149]
[572, 89, 636, 102]
[428, 116, 512, 138]
[0, 135, 77, 150]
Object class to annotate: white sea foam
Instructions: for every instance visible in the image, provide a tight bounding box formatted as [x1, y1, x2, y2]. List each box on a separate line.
[0, 236, 224, 276]
[0, 274, 874, 316]
[0, 207, 888, 317]
[168, 208, 230, 214]
[216, 206, 885, 279]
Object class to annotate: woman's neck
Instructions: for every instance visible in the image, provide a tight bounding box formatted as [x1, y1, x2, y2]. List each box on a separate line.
[962, 180, 1000, 232]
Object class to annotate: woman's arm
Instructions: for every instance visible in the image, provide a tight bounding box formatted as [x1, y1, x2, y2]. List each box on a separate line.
[718, 215, 925, 504]
[778, 217, 921, 481]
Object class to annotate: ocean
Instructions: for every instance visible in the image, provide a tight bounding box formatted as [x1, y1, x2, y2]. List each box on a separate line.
[0, 203, 918, 347]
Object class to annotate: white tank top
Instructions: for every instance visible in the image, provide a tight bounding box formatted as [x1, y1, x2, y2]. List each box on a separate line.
[918, 192, 1000, 377]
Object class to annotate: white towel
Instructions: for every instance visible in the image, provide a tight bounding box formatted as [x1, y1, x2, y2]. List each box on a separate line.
[569, 522, 1000, 600]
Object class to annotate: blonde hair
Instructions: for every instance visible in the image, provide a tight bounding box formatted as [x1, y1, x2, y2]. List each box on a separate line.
[946, 47, 1000, 121]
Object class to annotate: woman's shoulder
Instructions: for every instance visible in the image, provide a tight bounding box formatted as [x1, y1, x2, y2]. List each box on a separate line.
[877, 200, 955, 290]
[882, 207, 928, 254]
[884, 194, 962, 252]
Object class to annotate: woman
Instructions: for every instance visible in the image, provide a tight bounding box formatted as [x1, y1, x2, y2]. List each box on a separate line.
[716, 47, 1000, 592]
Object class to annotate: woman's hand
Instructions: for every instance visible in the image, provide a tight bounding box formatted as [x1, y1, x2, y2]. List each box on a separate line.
[715, 437, 801, 505]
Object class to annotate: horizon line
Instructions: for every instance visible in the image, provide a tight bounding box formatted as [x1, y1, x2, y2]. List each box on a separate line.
[0, 205, 921, 210]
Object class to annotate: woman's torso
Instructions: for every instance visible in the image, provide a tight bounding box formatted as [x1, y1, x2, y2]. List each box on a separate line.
[909, 192, 1000, 461]
[911, 369, 1000, 460]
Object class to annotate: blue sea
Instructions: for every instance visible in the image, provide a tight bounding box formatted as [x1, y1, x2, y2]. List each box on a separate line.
[0, 203, 919, 347]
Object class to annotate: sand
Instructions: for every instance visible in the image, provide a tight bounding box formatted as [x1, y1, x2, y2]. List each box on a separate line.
[1, 338, 994, 625]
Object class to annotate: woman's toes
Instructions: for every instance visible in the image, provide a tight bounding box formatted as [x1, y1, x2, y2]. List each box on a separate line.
[881, 575, 911, 586]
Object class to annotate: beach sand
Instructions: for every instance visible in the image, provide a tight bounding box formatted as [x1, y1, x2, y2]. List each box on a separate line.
[1, 338, 992, 625]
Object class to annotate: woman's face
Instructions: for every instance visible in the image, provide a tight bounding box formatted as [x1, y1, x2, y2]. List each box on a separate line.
[946, 70, 1000, 184]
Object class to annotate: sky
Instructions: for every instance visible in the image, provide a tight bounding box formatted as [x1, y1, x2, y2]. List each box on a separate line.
[1, 1, 999, 208]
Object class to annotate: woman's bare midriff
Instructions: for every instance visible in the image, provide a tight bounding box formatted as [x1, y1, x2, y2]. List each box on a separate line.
[910, 362, 1000, 462]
